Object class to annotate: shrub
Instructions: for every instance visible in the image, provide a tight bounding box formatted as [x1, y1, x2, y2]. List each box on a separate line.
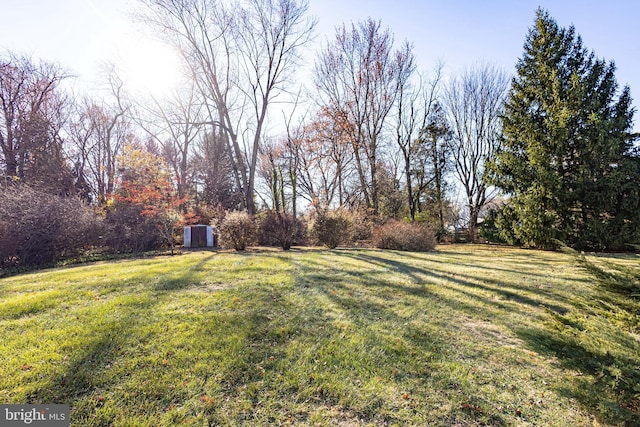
[104, 204, 163, 253]
[311, 209, 351, 249]
[343, 208, 377, 244]
[258, 210, 306, 250]
[0, 184, 103, 267]
[219, 211, 256, 251]
[435, 227, 453, 244]
[192, 203, 226, 227]
[372, 220, 437, 252]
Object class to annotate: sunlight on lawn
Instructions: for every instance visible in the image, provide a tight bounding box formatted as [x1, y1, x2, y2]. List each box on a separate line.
[0, 246, 638, 426]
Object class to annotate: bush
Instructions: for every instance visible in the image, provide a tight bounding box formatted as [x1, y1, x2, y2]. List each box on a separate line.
[343, 208, 377, 244]
[219, 211, 256, 251]
[0, 184, 103, 267]
[104, 204, 163, 253]
[435, 227, 453, 244]
[372, 220, 437, 252]
[257, 210, 306, 250]
[192, 203, 226, 227]
[311, 210, 351, 249]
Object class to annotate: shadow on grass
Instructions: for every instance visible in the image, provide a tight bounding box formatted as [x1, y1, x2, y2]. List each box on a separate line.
[289, 252, 509, 426]
[578, 255, 640, 298]
[400, 248, 563, 279]
[187, 277, 380, 425]
[517, 326, 640, 425]
[18, 247, 628, 425]
[517, 253, 640, 425]
[341, 251, 570, 315]
[23, 296, 157, 426]
[196, 247, 449, 422]
[19, 252, 233, 423]
[152, 253, 220, 291]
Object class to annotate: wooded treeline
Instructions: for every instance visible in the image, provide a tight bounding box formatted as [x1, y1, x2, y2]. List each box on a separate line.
[1, 3, 638, 267]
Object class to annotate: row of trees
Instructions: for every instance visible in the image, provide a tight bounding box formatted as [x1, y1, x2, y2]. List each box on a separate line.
[1, 3, 638, 267]
[2, 0, 497, 229]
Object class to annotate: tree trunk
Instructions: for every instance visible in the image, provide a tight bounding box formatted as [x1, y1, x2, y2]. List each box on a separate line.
[468, 204, 479, 242]
[405, 152, 415, 221]
[370, 149, 379, 215]
[351, 140, 371, 207]
[3, 152, 17, 177]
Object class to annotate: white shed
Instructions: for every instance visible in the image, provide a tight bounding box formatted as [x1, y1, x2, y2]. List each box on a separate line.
[184, 225, 215, 248]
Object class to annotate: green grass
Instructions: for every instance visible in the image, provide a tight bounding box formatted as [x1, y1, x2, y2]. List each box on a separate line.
[0, 245, 638, 426]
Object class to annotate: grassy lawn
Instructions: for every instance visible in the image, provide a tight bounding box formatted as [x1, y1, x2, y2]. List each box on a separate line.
[0, 245, 638, 426]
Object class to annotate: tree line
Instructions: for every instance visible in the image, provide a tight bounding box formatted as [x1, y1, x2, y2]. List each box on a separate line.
[1, 3, 638, 267]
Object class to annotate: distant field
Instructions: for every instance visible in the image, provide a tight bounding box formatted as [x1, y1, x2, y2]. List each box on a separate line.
[0, 245, 638, 426]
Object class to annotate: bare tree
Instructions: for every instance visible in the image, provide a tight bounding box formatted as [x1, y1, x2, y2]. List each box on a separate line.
[294, 107, 354, 211]
[281, 108, 304, 217]
[314, 19, 413, 214]
[0, 52, 71, 190]
[137, 0, 316, 214]
[257, 137, 283, 211]
[273, 97, 309, 217]
[193, 129, 241, 209]
[67, 73, 131, 205]
[443, 63, 508, 239]
[133, 84, 206, 207]
[393, 63, 443, 221]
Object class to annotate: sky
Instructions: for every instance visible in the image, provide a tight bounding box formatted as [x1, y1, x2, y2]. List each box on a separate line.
[1, 0, 639, 127]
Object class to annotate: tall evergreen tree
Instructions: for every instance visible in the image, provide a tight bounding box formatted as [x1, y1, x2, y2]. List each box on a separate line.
[488, 9, 640, 250]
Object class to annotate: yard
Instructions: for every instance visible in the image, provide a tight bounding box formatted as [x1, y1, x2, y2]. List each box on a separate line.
[0, 245, 638, 426]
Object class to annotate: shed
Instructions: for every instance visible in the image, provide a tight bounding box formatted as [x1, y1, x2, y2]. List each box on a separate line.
[184, 225, 215, 248]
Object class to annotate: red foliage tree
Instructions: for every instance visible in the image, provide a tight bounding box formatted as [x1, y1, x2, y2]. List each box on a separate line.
[112, 145, 198, 253]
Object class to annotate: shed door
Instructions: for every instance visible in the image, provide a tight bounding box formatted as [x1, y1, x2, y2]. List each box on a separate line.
[192, 227, 208, 247]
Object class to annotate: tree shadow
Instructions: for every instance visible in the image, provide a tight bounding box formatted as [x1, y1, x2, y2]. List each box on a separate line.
[152, 253, 220, 291]
[288, 252, 509, 425]
[19, 252, 230, 422]
[516, 252, 640, 425]
[401, 249, 562, 277]
[23, 295, 157, 427]
[341, 251, 570, 315]
[517, 326, 639, 425]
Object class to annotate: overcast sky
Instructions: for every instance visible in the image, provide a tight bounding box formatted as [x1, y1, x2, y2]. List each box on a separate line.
[1, 0, 639, 127]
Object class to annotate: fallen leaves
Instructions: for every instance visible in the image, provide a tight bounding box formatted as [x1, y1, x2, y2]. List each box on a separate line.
[200, 395, 215, 407]
[461, 402, 484, 414]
